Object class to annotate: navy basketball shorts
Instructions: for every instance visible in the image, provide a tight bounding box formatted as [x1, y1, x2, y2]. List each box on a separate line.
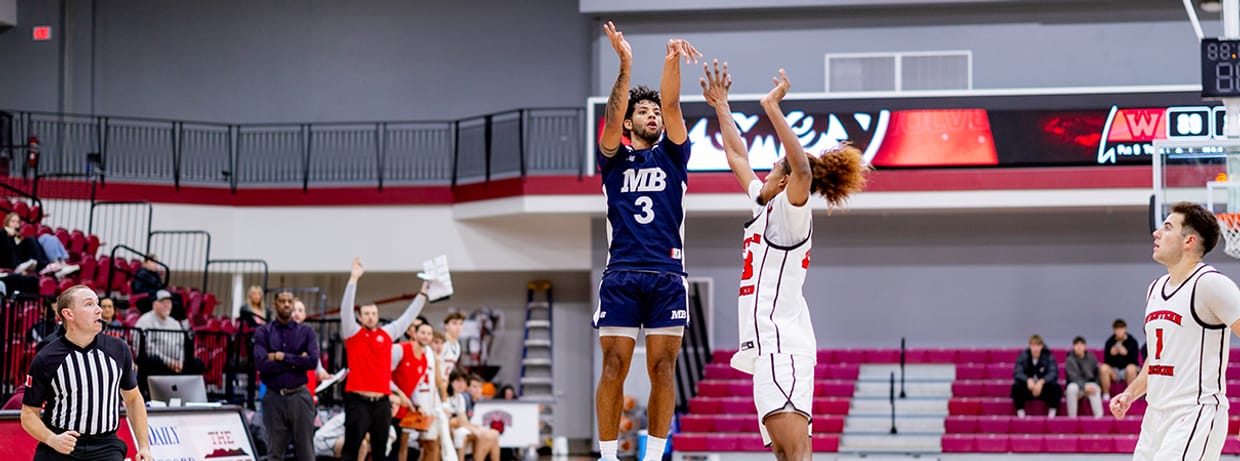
[593, 270, 689, 329]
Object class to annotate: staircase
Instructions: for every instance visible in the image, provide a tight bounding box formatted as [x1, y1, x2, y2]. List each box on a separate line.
[839, 364, 954, 455]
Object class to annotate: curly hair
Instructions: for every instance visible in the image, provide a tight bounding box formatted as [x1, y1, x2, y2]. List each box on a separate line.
[624, 85, 661, 122]
[799, 142, 869, 207]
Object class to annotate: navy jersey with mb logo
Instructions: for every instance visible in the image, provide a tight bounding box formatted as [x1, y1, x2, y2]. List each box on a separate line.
[598, 138, 690, 275]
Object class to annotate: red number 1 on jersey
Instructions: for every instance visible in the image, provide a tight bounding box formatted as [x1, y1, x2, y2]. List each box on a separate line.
[1155, 328, 1164, 360]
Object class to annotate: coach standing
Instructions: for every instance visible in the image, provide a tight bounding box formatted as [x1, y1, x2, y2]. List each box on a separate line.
[340, 258, 429, 461]
[254, 290, 320, 461]
[21, 285, 152, 461]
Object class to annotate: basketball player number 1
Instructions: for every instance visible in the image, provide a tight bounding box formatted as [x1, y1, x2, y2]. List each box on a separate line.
[634, 197, 654, 224]
[1154, 328, 1164, 360]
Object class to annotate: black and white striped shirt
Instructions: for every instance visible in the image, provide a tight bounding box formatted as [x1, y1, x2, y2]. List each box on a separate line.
[23, 333, 138, 435]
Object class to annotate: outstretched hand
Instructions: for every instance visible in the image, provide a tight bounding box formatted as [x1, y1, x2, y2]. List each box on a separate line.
[699, 59, 732, 109]
[667, 38, 703, 64]
[350, 257, 365, 281]
[760, 68, 791, 106]
[603, 21, 632, 65]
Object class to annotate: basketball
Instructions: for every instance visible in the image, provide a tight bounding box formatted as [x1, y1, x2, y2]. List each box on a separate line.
[623, 394, 637, 412]
[619, 415, 634, 432]
[618, 436, 637, 454]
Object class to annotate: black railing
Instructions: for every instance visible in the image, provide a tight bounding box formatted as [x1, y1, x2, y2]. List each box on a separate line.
[147, 230, 211, 289]
[202, 259, 269, 315]
[674, 282, 712, 413]
[2, 108, 586, 192]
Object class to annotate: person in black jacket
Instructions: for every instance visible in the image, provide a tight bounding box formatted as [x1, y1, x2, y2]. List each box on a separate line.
[1011, 334, 1062, 417]
[1099, 318, 1141, 401]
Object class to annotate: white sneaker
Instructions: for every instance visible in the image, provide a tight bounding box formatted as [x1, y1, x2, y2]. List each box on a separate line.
[55, 264, 80, 278]
[1017, 409, 1026, 418]
[15, 259, 37, 274]
[39, 262, 61, 275]
[1048, 408, 1057, 417]
[419, 255, 453, 302]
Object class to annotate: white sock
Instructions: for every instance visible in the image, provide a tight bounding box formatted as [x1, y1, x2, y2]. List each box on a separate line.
[600, 440, 618, 461]
[643, 436, 667, 461]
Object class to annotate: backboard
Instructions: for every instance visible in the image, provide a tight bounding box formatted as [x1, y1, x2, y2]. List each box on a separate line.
[1153, 137, 1240, 226]
[1153, 136, 1240, 258]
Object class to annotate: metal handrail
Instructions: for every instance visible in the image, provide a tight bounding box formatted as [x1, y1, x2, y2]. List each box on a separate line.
[2, 107, 586, 192]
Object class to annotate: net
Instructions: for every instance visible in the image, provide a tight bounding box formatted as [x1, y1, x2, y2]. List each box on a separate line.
[1217, 213, 1240, 259]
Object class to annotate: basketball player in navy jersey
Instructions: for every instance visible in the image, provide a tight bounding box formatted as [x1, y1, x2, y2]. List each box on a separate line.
[701, 61, 867, 461]
[593, 21, 701, 461]
[1110, 202, 1240, 460]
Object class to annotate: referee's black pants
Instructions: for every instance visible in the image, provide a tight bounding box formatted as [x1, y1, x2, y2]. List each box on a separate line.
[34, 432, 126, 461]
[342, 392, 391, 461]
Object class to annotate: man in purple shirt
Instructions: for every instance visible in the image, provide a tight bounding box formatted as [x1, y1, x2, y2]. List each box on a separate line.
[253, 290, 320, 461]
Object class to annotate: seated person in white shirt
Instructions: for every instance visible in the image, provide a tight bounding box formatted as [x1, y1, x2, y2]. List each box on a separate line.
[446, 371, 499, 461]
[315, 394, 400, 460]
[134, 289, 204, 387]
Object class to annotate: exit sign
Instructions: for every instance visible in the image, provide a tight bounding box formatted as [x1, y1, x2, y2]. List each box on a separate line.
[32, 26, 52, 41]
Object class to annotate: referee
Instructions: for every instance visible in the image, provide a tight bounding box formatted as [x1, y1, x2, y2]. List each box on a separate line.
[21, 285, 152, 461]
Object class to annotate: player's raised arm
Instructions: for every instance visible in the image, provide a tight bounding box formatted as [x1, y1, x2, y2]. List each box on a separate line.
[700, 60, 756, 191]
[339, 257, 364, 340]
[599, 21, 633, 158]
[661, 38, 702, 146]
[760, 69, 811, 207]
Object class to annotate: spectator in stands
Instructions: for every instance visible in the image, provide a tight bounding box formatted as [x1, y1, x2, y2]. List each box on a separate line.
[254, 290, 320, 461]
[1064, 336, 1103, 418]
[1011, 334, 1062, 417]
[131, 253, 164, 295]
[131, 253, 183, 319]
[315, 394, 400, 461]
[3, 211, 80, 279]
[1100, 318, 1141, 401]
[100, 296, 122, 327]
[15, 216, 78, 279]
[0, 214, 42, 294]
[1, 212, 43, 273]
[496, 385, 516, 400]
[238, 285, 268, 329]
[442, 312, 465, 374]
[447, 371, 500, 461]
[26, 300, 61, 347]
[134, 289, 205, 382]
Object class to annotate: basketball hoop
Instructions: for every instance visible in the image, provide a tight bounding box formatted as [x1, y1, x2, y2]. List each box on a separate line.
[1217, 213, 1240, 259]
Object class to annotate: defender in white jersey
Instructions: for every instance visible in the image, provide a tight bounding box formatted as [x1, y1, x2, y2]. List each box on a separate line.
[701, 63, 867, 461]
[1110, 202, 1240, 461]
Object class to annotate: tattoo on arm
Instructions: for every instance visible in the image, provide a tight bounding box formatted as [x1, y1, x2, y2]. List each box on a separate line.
[606, 70, 629, 119]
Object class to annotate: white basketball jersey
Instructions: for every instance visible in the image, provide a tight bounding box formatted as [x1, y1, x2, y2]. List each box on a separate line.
[730, 188, 816, 374]
[1143, 264, 1231, 411]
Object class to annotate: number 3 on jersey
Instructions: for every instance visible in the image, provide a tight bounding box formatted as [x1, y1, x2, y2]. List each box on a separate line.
[633, 196, 654, 224]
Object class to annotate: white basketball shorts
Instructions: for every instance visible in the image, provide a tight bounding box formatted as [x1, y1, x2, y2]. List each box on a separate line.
[752, 353, 814, 446]
[1133, 404, 1227, 461]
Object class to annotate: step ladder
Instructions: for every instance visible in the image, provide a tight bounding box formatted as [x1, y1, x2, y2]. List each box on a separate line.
[519, 280, 554, 401]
